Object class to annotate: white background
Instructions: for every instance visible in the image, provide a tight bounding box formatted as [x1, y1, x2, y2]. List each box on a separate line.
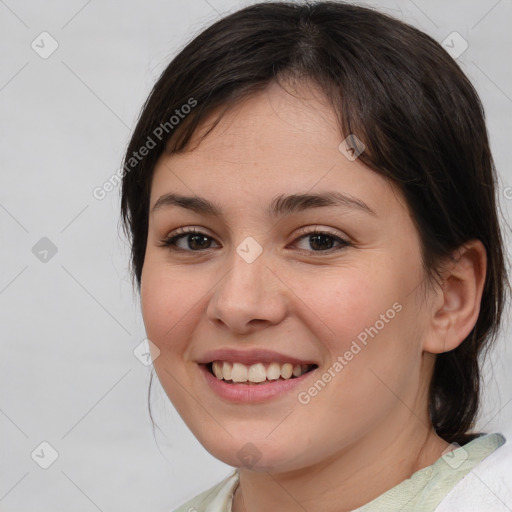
[1, 0, 511, 510]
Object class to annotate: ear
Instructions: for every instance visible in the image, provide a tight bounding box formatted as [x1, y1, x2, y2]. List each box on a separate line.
[422, 240, 487, 354]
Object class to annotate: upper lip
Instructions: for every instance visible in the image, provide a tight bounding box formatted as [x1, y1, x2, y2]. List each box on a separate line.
[196, 348, 318, 366]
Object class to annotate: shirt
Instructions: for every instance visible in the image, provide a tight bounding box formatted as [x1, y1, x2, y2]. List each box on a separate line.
[172, 432, 508, 512]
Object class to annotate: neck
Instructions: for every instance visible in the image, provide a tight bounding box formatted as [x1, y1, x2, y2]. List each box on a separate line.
[232, 412, 449, 512]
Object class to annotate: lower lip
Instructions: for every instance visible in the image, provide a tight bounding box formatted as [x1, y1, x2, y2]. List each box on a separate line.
[199, 364, 317, 403]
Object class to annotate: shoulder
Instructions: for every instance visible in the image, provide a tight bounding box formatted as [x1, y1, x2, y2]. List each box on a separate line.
[435, 434, 512, 511]
[171, 470, 239, 512]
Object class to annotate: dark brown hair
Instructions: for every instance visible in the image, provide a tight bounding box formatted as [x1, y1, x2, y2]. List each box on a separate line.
[120, 1, 509, 446]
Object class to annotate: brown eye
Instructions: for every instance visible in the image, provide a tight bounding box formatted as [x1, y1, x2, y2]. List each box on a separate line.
[158, 228, 219, 252]
[293, 228, 351, 254]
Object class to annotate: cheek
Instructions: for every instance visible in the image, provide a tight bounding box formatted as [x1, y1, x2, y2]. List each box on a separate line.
[291, 268, 396, 354]
[140, 262, 202, 355]
[139, 264, 205, 411]
[309, 280, 422, 417]
[292, 265, 420, 397]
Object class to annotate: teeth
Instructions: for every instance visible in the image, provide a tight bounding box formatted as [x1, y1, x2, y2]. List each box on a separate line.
[231, 362, 248, 382]
[213, 362, 224, 379]
[248, 363, 266, 383]
[280, 363, 293, 379]
[222, 361, 232, 380]
[267, 362, 281, 380]
[211, 361, 313, 383]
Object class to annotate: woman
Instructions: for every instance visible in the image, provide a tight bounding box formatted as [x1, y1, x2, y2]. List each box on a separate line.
[120, 2, 512, 510]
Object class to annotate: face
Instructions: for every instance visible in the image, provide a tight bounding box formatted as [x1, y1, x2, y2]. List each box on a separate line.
[140, 80, 436, 473]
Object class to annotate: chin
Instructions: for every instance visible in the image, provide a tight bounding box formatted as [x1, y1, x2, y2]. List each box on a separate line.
[198, 433, 307, 473]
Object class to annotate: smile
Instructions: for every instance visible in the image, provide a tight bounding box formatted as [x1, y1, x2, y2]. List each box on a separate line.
[208, 361, 317, 384]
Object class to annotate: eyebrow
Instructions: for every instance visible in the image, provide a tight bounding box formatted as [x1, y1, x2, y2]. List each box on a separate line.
[151, 191, 377, 218]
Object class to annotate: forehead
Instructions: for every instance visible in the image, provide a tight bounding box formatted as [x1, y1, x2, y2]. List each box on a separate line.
[150, 80, 407, 218]
[176, 80, 343, 162]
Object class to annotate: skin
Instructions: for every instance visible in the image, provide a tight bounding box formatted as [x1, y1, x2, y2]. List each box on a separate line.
[140, 79, 487, 511]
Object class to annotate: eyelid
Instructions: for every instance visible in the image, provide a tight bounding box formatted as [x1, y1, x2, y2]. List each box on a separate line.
[290, 226, 352, 253]
[158, 225, 352, 254]
[293, 225, 347, 239]
[157, 226, 218, 250]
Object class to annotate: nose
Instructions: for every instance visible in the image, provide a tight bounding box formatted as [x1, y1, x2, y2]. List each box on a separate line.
[206, 242, 288, 335]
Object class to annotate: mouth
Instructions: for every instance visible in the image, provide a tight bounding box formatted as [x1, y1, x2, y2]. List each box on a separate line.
[205, 361, 318, 385]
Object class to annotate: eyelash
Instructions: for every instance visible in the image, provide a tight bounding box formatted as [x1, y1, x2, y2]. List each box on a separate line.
[157, 226, 351, 255]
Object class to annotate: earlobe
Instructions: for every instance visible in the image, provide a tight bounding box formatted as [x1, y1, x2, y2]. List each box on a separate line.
[423, 240, 487, 354]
